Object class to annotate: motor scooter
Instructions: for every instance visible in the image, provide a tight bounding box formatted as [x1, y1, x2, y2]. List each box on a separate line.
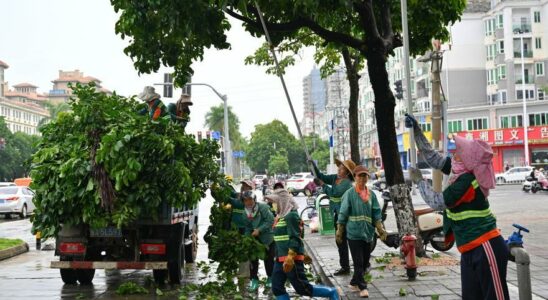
[370, 189, 454, 252]
[522, 176, 548, 193]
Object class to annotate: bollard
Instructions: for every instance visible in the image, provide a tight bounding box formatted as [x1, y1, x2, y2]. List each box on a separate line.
[35, 231, 41, 250]
[511, 247, 532, 300]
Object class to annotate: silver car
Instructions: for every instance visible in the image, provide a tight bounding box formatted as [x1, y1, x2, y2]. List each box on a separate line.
[0, 186, 35, 219]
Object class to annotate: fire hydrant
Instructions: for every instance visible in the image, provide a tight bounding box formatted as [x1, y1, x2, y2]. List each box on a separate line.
[401, 234, 417, 280]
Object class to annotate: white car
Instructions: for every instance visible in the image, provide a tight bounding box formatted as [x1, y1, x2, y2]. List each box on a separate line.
[495, 166, 533, 184]
[0, 182, 16, 187]
[0, 186, 35, 219]
[286, 172, 314, 196]
[252, 174, 267, 189]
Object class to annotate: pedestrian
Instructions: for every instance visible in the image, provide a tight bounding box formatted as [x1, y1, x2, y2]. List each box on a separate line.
[137, 86, 167, 121]
[167, 93, 192, 130]
[406, 114, 510, 300]
[264, 189, 341, 300]
[336, 165, 386, 298]
[262, 176, 269, 196]
[309, 158, 355, 276]
[241, 190, 275, 292]
[535, 168, 548, 189]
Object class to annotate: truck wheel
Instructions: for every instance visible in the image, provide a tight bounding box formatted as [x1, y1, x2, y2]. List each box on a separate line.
[153, 269, 167, 285]
[185, 224, 198, 263]
[168, 223, 184, 284]
[60, 256, 77, 284]
[76, 269, 95, 285]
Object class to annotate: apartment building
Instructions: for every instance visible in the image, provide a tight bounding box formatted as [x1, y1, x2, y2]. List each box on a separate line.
[48, 70, 111, 104]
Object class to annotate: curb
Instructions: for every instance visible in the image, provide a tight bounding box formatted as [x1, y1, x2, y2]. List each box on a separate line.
[0, 242, 29, 261]
[303, 238, 349, 300]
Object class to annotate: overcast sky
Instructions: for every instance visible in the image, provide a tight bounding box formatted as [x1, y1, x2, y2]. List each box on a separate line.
[0, 0, 317, 141]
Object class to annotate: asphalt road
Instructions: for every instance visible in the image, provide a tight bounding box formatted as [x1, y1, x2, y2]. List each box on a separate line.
[0, 185, 546, 299]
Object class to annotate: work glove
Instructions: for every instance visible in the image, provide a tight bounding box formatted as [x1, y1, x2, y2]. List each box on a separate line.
[375, 221, 388, 241]
[408, 167, 424, 184]
[303, 253, 312, 265]
[335, 224, 345, 245]
[313, 177, 324, 186]
[223, 203, 232, 211]
[251, 229, 260, 237]
[283, 249, 297, 273]
[404, 113, 420, 130]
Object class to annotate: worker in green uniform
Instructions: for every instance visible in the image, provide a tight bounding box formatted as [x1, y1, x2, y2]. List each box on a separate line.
[167, 93, 192, 130]
[137, 86, 167, 121]
[265, 189, 340, 300]
[241, 190, 275, 292]
[337, 165, 387, 298]
[309, 158, 355, 275]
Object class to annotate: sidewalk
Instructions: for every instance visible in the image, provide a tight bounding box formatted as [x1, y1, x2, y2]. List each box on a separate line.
[304, 232, 535, 299]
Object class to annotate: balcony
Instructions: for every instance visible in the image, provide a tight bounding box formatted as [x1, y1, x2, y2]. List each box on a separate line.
[513, 24, 531, 35]
[513, 51, 533, 58]
[515, 77, 534, 84]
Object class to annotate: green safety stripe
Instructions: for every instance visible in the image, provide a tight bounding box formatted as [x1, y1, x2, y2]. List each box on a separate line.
[274, 235, 289, 242]
[446, 208, 492, 221]
[330, 197, 342, 203]
[471, 179, 479, 189]
[232, 209, 245, 214]
[348, 215, 372, 223]
[275, 218, 287, 228]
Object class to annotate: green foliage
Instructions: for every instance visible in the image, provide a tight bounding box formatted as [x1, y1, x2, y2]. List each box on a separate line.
[179, 281, 244, 299]
[116, 281, 148, 295]
[38, 101, 70, 128]
[203, 104, 245, 150]
[0, 238, 24, 251]
[30, 84, 221, 238]
[399, 287, 408, 296]
[268, 151, 289, 175]
[0, 117, 40, 181]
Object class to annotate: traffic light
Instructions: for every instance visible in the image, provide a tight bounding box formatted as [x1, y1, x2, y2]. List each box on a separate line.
[163, 73, 173, 98]
[394, 80, 403, 100]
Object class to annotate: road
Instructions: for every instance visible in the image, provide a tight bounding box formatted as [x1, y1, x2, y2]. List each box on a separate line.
[0, 185, 546, 299]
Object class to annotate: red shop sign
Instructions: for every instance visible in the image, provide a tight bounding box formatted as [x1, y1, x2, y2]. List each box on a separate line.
[454, 126, 548, 146]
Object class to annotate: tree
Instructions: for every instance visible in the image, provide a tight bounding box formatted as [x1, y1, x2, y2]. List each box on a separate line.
[204, 104, 245, 150]
[0, 117, 40, 181]
[268, 151, 289, 175]
[38, 101, 70, 128]
[111, 0, 466, 254]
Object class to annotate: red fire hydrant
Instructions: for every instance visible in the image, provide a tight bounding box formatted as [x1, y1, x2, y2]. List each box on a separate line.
[401, 234, 417, 280]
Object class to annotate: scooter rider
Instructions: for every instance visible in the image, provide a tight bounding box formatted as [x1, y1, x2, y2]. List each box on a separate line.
[264, 189, 341, 300]
[336, 165, 387, 298]
[309, 159, 355, 276]
[241, 190, 275, 292]
[406, 114, 509, 300]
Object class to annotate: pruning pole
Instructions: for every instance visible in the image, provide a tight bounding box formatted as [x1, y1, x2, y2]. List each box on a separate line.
[253, 2, 317, 176]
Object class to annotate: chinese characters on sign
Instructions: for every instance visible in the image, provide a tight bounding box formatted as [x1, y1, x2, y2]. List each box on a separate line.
[455, 126, 548, 145]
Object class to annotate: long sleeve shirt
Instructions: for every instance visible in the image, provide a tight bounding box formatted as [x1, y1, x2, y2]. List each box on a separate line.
[312, 164, 353, 213]
[273, 211, 304, 260]
[242, 202, 274, 246]
[337, 188, 381, 242]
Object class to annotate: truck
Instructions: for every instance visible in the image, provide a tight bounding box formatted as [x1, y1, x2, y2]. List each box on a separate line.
[50, 202, 199, 285]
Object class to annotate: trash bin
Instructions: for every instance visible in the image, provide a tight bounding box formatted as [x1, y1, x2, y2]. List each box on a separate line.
[316, 196, 335, 235]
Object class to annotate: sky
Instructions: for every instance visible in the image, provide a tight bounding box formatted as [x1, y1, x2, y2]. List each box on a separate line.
[0, 0, 317, 140]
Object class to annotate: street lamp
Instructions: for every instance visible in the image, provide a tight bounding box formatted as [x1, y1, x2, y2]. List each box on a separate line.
[518, 33, 530, 166]
[184, 83, 232, 176]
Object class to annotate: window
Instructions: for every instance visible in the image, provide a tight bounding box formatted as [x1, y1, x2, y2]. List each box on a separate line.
[536, 62, 545, 76]
[534, 11, 541, 23]
[529, 113, 548, 126]
[500, 90, 507, 103]
[500, 115, 523, 128]
[448, 120, 463, 133]
[536, 37, 542, 49]
[517, 89, 535, 100]
[467, 118, 488, 130]
[497, 65, 506, 80]
[497, 14, 504, 28]
[419, 122, 432, 132]
[497, 40, 504, 54]
[486, 44, 496, 60]
[487, 68, 498, 85]
[539, 89, 545, 101]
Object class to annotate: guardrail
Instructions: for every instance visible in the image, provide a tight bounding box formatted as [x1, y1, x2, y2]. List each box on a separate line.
[496, 180, 526, 185]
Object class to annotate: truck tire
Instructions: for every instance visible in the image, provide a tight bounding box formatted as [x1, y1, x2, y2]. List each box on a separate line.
[185, 223, 198, 263]
[76, 269, 95, 285]
[153, 269, 167, 285]
[60, 256, 77, 284]
[168, 223, 184, 284]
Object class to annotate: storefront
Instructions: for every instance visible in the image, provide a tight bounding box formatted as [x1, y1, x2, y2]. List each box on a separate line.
[452, 126, 548, 173]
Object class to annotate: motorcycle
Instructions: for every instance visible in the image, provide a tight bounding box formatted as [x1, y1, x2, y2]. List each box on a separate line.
[523, 176, 548, 193]
[370, 189, 454, 252]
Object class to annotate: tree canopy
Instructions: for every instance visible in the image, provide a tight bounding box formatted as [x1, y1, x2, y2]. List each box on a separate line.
[0, 117, 40, 181]
[204, 103, 245, 150]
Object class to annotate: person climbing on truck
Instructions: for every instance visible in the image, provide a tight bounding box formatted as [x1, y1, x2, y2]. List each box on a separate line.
[167, 93, 192, 130]
[137, 86, 167, 121]
[308, 158, 355, 276]
[265, 188, 341, 300]
[241, 190, 275, 292]
[406, 114, 509, 300]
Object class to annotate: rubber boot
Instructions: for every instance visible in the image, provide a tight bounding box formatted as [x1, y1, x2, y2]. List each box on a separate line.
[265, 277, 272, 289]
[312, 285, 341, 300]
[248, 278, 259, 292]
[275, 294, 290, 300]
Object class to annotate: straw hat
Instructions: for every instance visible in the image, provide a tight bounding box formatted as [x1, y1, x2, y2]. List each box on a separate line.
[335, 159, 357, 176]
[138, 86, 161, 102]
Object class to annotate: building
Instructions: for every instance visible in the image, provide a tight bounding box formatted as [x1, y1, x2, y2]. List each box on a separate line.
[0, 60, 8, 98]
[48, 70, 111, 104]
[301, 66, 328, 138]
[4, 83, 48, 107]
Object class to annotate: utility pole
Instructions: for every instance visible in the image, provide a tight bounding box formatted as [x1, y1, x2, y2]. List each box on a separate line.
[431, 41, 443, 192]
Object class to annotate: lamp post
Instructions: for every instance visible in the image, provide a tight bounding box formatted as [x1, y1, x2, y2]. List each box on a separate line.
[519, 34, 530, 166]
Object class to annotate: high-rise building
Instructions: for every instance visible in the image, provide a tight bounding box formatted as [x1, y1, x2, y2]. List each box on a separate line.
[301, 66, 328, 138]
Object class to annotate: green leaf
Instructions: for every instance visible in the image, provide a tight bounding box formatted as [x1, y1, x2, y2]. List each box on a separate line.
[86, 179, 94, 191]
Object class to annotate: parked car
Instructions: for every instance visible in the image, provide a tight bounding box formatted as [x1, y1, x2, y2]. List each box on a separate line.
[252, 174, 266, 189]
[286, 172, 315, 196]
[0, 182, 16, 187]
[0, 186, 35, 219]
[495, 166, 533, 184]
[372, 170, 412, 190]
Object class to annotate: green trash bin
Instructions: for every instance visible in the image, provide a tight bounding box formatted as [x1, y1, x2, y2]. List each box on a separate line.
[316, 196, 335, 235]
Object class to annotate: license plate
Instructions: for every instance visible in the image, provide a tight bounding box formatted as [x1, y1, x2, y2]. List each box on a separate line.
[90, 227, 122, 238]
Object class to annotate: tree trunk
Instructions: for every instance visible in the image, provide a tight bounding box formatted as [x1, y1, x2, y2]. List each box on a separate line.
[342, 49, 361, 164]
[366, 53, 425, 256]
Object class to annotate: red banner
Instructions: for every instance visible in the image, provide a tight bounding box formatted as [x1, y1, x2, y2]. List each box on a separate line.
[453, 126, 548, 146]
